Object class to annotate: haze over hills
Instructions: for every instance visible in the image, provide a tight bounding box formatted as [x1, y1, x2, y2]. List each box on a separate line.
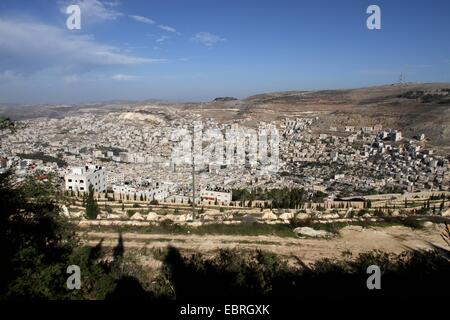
[1, 83, 450, 151]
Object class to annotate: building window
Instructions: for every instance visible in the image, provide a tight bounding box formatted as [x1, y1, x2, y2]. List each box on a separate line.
[80, 187, 84, 191]
[68, 179, 72, 182]
[80, 180, 84, 183]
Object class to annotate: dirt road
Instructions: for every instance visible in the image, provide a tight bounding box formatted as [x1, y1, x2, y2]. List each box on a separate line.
[80, 224, 448, 264]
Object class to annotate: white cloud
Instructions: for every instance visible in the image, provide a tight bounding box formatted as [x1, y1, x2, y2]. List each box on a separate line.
[59, 0, 122, 23]
[0, 70, 24, 84]
[156, 35, 169, 43]
[63, 74, 81, 84]
[0, 18, 164, 74]
[63, 73, 141, 83]
[0, 70, 22, 79]
[111, 74, 141, 81]
[158, 24, 176, 33]
[192, 32, 225, 46]
[129, 15, 155, 24]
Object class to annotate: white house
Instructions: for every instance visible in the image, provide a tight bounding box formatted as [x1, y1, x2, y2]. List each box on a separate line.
[65, 165, 107, 193]
[200, 189, 232, 204]
[112, 181, 173, 201]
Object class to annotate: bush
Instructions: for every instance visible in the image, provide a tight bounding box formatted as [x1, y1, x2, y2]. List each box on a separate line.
[417, 207, 429, 215]
[158, 247, 450, 300]
[357, 209, 369, 217]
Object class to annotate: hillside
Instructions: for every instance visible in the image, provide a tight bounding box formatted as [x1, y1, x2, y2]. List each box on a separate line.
[1, 83, 450, 151]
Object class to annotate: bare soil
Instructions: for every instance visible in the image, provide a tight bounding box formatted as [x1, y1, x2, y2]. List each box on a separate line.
[80, 224, 448, 265]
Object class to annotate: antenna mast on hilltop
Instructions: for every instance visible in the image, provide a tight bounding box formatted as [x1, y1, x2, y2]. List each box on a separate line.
[399, 72, 405, 85]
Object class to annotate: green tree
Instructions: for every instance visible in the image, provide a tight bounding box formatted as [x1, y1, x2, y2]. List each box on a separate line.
[82, 192, 87, 207]
[0, 171, 78, 299]
[85, 184, 100, 220]
[0, 117, 15, 132]
[0, 122, 150, 300]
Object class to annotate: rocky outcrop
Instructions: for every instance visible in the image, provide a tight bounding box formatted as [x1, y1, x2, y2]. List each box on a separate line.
[130, 213, 145, 220]
[146, 212, 159, 221]
[442, 208, 450, 217]
[293, 227, 333, 238]
[262, 212, 278, 220]
[296, 213, 310, 220]
[279, 212, 294, 220]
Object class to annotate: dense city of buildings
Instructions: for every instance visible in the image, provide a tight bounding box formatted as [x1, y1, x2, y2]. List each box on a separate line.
[1, 111, 449, 205]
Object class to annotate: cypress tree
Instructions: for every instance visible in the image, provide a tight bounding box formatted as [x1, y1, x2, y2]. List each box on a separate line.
[85, 184, 99, 220]
[82, 193, 86, 207]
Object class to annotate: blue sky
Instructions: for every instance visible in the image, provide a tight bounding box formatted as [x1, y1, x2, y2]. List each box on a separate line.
[0, 0, 449, 104]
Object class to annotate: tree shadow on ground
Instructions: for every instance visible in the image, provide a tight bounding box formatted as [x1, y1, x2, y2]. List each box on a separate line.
[87, 232, 153, 300]
[160, 245, 450, 300]
[106, 276, 153, 300]
[87, 232, 450, 301]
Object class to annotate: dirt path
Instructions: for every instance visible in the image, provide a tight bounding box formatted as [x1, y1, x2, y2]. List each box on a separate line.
[80, 225, 448, 264]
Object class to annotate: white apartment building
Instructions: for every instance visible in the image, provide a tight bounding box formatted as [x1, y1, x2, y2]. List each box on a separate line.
[391, 131, 402, 142]
[112, 183, 137, 195]
[200, 189, 232, 204]
[65, 165, 107, 193]
[112, 181, 173, 201]
[107, 172, 125, 185]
